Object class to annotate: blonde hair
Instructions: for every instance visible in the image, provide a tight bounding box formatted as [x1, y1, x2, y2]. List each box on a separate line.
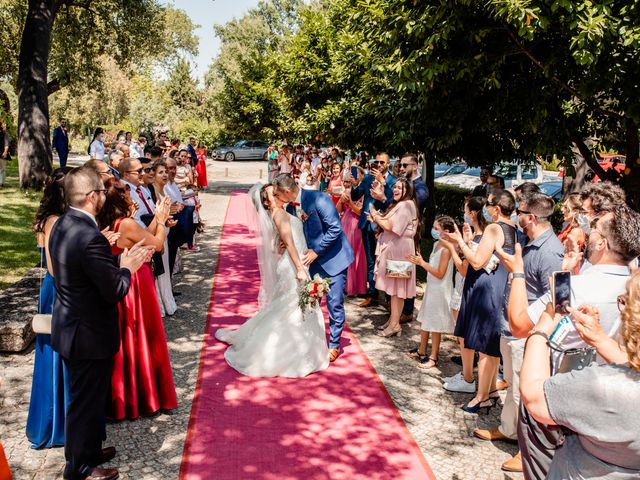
[621, 269, 640, 371]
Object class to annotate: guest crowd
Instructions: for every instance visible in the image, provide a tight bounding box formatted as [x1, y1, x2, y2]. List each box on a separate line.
[268, 145, 640, 480]
[13, 132, 640, 480]
[25, 130, 208, 480]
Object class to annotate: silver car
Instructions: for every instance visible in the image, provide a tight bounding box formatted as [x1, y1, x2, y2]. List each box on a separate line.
[213, 140, 269, 162]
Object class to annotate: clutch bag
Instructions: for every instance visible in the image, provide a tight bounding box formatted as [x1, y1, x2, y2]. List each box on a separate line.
[385, 260, 413, 279]
[32, 314, 52, 334]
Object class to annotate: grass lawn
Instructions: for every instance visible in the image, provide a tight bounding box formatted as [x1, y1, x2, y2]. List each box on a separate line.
[0, 161, 42, 290]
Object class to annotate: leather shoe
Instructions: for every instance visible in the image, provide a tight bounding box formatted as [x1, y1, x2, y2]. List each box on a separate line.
[85, 467, 119, 480]
[97, 446, 116, 465]
[399, 313, 413, 324]
[359, 297, 377, 308]
[329, 348, 341, 362]
[473, 428, 513, 442]
[501, 452, 523, 472]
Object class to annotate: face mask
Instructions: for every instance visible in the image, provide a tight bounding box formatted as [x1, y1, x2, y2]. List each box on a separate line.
[576, 214, 591, 234]
[510, 212, 519, 225]
[482, 207, 493, 222]
[431, 228, 440, 240]
[464, 213, 473, 224]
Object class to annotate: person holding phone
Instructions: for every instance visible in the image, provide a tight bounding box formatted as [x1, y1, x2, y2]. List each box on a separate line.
[327, 162, 345, 205]
[350, 152, 397, 307]
[497, 205, 640, 479]
[475, 192, 564, 473]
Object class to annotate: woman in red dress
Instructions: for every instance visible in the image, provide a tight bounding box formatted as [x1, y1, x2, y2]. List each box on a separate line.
[195, 141, 208, 187]
[326, 162, 345, 205]
[97, 179, 178, 420]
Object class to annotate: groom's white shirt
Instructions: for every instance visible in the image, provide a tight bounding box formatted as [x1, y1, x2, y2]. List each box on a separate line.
[294, 188, 303, 217]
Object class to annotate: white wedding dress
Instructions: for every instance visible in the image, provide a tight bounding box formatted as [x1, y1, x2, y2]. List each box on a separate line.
[215, 208, 330, 378]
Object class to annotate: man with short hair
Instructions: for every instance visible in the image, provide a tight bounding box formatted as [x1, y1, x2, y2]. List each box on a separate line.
[187, 137, 198, 167]
[107, 151, 122, 179]
[118, 157, 155, 227]
[52, 118, 70, 168]
[351, 152, 397, 307]
[164, 157, 187, 276]
[85, 159, 114, 181]
[49, 166, 150, 480]
[477, 192, 564, 473]
[471, 167, 492, 197]
[498, 204, 640, 480]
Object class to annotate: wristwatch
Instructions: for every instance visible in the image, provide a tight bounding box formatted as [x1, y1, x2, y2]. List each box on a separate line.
[508, 272, 525, 281]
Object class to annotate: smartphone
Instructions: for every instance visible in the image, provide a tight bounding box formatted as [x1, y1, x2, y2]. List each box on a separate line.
[552, 271, 571, 315]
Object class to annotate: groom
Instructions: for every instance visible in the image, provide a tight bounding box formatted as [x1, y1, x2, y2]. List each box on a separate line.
[273, 174, 354, 362]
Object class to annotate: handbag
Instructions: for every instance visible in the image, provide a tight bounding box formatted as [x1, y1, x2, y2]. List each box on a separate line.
[385, 259, 413, 279]
[554, 345, 596, 374]
[31, 250, 52, 334]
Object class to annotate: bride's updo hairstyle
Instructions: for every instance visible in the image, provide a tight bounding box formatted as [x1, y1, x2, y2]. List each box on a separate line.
[259, 184, 272, 211]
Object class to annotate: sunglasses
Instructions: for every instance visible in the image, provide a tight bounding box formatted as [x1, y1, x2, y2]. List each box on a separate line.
[372, 161, 385, 166]
[486, 201, 498, 207]
[399, 163, 414, 168]
[85, 189, 107, 196]
[127, 168, 143, 174]
[516, 208, 531, 215]
[142, 167, 153, 173]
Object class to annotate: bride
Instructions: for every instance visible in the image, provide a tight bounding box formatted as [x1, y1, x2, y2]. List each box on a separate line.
[215, 183, 330, 377]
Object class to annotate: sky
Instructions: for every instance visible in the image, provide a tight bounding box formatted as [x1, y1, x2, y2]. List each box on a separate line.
[163, 0, 261, 83]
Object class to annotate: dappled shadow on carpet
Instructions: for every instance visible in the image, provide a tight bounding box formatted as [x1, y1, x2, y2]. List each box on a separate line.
[180, 192, 434, 480]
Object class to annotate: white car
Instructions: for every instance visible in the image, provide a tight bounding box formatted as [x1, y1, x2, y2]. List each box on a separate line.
[435, 162, 546, 190]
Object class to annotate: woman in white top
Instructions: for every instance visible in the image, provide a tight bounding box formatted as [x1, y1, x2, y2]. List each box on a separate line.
[88, 127, 106, 161]
[407, 215, 455, 369]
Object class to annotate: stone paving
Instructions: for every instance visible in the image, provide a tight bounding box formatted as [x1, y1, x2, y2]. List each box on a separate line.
[1, 160, 523, 479]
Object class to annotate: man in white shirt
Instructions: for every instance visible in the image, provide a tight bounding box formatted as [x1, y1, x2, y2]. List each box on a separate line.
[498, 205, 640, 480]
[129, 135, 146, 158]
[118, 157, 155, 227]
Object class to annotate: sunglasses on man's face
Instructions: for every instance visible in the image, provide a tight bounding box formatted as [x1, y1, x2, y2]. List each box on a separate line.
[399, 163, 414, 168]
[127, 168, 143, 174]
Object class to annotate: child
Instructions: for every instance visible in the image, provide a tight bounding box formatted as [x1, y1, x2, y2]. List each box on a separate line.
[406, 215, 456, 369]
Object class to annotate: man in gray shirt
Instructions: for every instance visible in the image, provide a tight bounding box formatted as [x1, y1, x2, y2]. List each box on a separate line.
[476, 192, 564, 473]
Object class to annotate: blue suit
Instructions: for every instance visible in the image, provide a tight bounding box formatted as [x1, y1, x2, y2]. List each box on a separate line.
[350, 172, 396, 297]
[52, 126, 70, 168]
[299, 189, 354, 349]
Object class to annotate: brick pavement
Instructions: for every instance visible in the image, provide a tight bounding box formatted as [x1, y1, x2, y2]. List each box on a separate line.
[1, 161, 524, 479]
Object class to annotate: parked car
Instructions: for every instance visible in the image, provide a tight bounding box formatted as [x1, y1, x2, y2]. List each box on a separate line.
[439, 162, 467, 178]
[538, 180, 563, 201]
[558, 154, 626, 182]
[435, 162, 545, 190]
[213, 140, 270, 162]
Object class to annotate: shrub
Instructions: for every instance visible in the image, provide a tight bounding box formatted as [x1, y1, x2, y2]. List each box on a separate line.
[433, 184, 470, 221]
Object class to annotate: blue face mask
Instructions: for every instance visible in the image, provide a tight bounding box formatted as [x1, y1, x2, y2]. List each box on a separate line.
[483, 207, 493, 222]
[464, 213, 473, 224]
[431, 228, 440, 240]
[576, 214, 591, 234]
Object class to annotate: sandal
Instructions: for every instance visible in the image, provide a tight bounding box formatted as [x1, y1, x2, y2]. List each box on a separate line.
[376, 322, 390, 331]
[405, 347, 427, 360]
[417, 356, 438, 369]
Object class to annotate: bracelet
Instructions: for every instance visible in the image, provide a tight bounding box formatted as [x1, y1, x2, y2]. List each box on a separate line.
[525, 330, 550, 348]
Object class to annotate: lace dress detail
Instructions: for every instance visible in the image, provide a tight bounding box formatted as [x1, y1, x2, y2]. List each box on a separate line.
[215, 213, 329, 377]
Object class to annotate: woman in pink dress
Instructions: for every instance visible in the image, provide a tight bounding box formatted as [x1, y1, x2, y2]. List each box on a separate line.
[337, 172, 367, 296]
[195, 141, 208, 187]
[369, 177, 418, 337]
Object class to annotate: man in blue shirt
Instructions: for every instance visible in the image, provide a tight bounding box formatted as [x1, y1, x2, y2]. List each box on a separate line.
[351, 152, 396, 306]
[52, 119, 70, 168]
[397, 154, 429, 322]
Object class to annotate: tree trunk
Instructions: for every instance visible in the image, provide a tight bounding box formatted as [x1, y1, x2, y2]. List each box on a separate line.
[421, 151, 436, 232]
[0, 88, 10, 115]
[570, 135, 617, 183]
[17, 0, 58, 190]
[564, 143, 593, 195]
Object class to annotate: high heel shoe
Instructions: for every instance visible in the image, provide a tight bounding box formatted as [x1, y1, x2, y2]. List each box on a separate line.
[376, 327, 402, 338]
[376, 322, 390, 331]
[461, 398, 495, 414]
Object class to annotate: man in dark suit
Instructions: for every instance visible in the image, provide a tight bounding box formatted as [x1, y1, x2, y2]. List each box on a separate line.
[471, 167, 492, 197]
[50, 167, 151, 480]
[52, 119, 70, 168]
[187, 136, 199, 167]
[351, 152, 396, 307]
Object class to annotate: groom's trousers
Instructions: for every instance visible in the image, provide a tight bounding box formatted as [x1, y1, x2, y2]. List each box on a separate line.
[310, 263, 347, 349]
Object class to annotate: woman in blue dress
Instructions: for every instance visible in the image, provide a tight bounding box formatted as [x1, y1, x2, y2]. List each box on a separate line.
[26, 167, 72, 448]
[443, 190, 517, 414]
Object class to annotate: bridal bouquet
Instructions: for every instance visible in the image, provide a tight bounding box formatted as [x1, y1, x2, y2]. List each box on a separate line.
[298, 274, 331, 314]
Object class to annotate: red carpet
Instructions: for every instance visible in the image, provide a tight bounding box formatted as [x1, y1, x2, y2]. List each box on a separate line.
[179, 192, 435, 480]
